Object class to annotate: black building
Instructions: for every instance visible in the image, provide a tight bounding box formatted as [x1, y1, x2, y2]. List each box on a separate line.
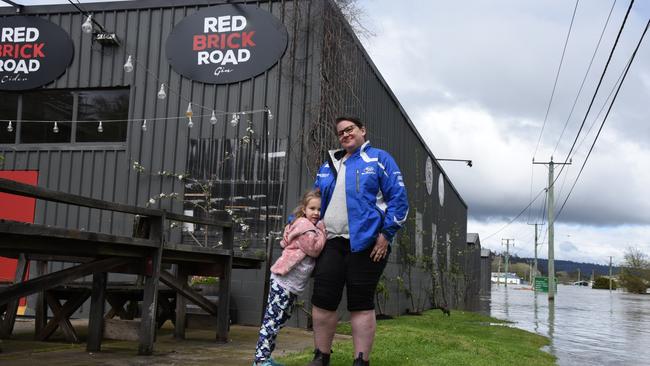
[0, 0, 473, 326]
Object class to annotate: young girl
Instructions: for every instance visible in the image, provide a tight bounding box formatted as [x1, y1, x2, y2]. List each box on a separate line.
[253, 190, 326, 366]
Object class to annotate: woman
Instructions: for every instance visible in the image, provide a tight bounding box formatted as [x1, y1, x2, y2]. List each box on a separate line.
[309, 117, 409, 366]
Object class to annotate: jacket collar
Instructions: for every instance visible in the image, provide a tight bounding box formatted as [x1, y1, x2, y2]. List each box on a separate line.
[328, 140, 371, 164]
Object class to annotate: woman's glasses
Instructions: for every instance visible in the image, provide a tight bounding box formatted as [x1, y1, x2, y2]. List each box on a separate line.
[336, 125, 357, 138]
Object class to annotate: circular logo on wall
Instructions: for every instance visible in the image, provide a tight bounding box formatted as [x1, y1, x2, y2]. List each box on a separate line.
[425, 156, 433, 195]
[166, 4, 288, 84]
[0, 16, 74, 91]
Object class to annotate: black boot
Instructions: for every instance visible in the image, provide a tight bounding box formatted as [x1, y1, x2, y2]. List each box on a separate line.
[352, 352, 369, 366]
[306, 348, 330, 366]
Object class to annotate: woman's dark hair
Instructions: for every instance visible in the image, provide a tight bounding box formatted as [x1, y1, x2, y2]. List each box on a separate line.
[335, 116, 364, 128]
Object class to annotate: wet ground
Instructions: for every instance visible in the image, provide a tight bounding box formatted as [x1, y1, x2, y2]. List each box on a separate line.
[0, 318, 347, 365]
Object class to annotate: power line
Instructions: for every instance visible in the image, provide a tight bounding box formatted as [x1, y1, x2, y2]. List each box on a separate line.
[552, 0, 618, 157]
[485, 1, 633, 242]
[573, 52, 628, 159]
[482, 188, 546, 241]
[555, 17, 650, 221]
[532, 0, 580, 160]
[554, 0, 635, 177]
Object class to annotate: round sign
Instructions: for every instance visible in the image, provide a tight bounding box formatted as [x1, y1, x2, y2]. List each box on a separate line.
[425, 156, 433, 195]
[0, 16, 74, 91]
[166, 5, 288, 84]
[438, 173, 445, 207]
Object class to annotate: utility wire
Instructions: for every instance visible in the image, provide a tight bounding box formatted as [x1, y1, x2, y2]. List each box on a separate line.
[528, 0, 579, 225]
[556, 17, 649, 221]
[482, 188, 546, 241]
[573, 54, 627, 159]
[552, 0, 618, 157]
[554, 0, 634, 179]
[532, 0, 580, 160]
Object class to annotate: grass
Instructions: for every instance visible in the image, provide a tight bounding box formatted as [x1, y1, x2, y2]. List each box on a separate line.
[277, 310, 556, 366]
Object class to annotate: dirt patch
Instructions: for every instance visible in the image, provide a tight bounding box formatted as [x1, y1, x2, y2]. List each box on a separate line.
[0, 318, 345, 366]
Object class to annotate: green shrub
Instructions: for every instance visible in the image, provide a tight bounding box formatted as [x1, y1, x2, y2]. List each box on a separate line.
[592, 276, 617, 290]
[619, 273, 648, 294]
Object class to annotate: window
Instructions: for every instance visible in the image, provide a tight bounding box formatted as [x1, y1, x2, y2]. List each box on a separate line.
[0, 93, 18, 144]
[21, 90, 73, 143]
[0, 87, 129, 145]
[76, 89, 129, 142]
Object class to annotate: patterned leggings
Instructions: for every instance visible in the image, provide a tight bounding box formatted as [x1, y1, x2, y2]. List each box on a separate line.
[254, 278, 297, 362]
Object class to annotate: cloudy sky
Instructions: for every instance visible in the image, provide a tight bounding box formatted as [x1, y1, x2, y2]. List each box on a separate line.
[355, 0, 650, 265]
[3, 0, 649, 265]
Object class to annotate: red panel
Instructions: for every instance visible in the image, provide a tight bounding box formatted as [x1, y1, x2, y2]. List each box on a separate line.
[0, 171, 38, 288]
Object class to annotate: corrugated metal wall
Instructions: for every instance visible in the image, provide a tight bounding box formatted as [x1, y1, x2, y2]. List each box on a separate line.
[0, 0, 476, 325]
[0, 0, 321, 235]
[0, 0, 323, 324]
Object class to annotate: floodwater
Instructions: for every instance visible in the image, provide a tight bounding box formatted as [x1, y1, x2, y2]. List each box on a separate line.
[489, 284, 650, 366]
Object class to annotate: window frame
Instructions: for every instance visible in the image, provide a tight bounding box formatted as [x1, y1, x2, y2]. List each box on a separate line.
[0, 87, 131, 150]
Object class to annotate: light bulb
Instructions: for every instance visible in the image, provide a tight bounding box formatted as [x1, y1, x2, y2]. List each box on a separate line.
[185, 102, 193, 118]
[230, 113, 240, 127]
[7, 121, 13, 132]
[123, 55, 134, 73]
[82, 14, 93, 34]
[157, 83, 166, 99]
[267, 108, 273, 120]
[97, 121, 103, 133]
[210, 110, 218, 125]
[187, 116, 194, 128]
[141, 119, 147, 131]
[53, 121, 59, 133]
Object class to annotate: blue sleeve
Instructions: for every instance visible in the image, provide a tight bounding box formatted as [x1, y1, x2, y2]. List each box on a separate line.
[378, 152, 409, 242]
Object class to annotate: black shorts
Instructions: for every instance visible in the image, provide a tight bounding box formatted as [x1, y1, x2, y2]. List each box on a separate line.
[311, 237, 390, 312]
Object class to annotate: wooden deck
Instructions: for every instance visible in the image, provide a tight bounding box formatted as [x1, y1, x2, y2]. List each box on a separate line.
[0, 177, 264, 355]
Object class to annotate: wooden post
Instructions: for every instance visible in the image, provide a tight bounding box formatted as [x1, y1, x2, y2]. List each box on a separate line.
[87, 271, 108, 352]
[174, 265, 188, 339]
[217, 225, 233, 343]
[34, 260, 48, 338]
[0, 253, 28, 338]
[137, 215, 164, 355]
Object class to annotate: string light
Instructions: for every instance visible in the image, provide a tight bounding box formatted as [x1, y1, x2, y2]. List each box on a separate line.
[0, 109, 273, 135]
[82, 15, 93, 34]
[267, 107, 273, 120]
[230, 113, 240, 127]
[123, 55, 133, 73]
[157, 83, 166, 99]
[186, 103, 194, 128]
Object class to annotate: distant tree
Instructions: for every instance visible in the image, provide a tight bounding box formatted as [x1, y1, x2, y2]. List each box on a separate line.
[619, 247, 650, 294]
[592, 276, 617, 290]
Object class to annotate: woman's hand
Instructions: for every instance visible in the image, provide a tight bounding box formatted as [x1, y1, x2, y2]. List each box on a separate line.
[370, 233, 389, 262]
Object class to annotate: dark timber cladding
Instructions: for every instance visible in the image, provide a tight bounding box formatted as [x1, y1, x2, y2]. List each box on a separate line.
[0, 0, 471, 325]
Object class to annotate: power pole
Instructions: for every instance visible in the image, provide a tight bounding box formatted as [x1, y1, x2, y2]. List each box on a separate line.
[534, 157, 571, 301]
[497, 255, 502, 286]
[527, 223, 544, 279]
[577, 267, 581, 282]
[609, 256, 613, 291]
[502, 239, 514, 287]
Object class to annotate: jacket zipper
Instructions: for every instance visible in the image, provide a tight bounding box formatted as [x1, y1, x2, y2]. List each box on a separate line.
[356, 169, 360, 193]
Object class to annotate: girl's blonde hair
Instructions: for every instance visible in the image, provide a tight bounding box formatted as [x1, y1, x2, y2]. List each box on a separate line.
[292, 189, 321, 219]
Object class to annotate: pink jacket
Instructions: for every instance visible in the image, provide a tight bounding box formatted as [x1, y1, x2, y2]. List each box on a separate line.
[270, 217, 326, 276]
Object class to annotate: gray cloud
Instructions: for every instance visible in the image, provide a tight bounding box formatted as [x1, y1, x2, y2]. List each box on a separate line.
[361, 0, 650, 230]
